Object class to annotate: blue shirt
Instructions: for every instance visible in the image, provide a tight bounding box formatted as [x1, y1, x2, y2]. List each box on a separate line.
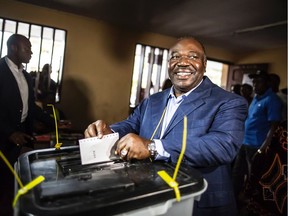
[243, 88, 282, 147]
[154, 79, 203, 159]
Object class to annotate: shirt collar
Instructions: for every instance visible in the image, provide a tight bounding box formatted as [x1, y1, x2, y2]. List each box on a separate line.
[168, 78, 203, 100]
[255, 88, 273, 100]
[5, 56, 24, 72]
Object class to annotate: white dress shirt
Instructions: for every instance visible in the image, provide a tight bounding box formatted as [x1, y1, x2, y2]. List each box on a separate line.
[5, 57, 29, 123]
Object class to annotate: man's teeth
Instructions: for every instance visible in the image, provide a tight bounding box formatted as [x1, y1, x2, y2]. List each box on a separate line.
[177, 72, 191, 76]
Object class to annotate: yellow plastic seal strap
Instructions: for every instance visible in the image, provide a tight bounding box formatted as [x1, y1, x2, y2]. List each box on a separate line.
[173, 116, 187, 180]
[0, 151, 23, 188]
[157, 170, 180, 201]
[0, 150, 45, 207]
[13, 176, 45, 207]
[47, 104, 62, 149]
[157, 116, 188, 202]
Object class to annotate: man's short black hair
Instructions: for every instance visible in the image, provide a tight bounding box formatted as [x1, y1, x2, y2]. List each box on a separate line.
[7, 34, 27, 47]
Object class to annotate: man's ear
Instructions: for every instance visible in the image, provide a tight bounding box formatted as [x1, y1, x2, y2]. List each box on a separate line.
[203, 59, 207, 71]
[10, 44, 18, 52]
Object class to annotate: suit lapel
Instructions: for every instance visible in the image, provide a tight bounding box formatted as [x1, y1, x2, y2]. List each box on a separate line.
[150, 90, 170, 139]
[162, 77, 213, 137]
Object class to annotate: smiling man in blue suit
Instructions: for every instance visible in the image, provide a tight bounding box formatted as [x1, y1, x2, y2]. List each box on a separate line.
[85, 37, 248, 216]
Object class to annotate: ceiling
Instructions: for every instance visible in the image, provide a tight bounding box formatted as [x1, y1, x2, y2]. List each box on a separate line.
[18, 0, 287, 54]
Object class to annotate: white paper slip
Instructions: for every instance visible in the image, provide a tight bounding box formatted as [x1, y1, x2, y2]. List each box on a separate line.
[79, 133, 119, 165]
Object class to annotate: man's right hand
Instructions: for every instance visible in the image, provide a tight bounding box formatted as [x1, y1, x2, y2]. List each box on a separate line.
[84, 120, 113, 138]
[9, 131, 34, 147]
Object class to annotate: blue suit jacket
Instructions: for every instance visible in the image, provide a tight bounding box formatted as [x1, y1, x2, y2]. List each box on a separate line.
[111, 76, 248, 208]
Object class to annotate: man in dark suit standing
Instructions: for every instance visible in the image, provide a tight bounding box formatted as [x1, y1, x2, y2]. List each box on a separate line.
[0, 34, 38, 216]
[85, 37, 248, 216]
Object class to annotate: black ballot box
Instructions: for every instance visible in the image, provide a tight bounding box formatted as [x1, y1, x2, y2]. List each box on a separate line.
[14, 146, 207, 216]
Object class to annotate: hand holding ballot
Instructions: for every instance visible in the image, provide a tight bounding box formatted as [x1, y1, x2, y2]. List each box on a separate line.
[79, 133, 119, 165]
[84, 120, 151, 161]
[84, 120, 113, 138]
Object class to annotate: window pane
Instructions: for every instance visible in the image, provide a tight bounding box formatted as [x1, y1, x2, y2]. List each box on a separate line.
[52, 29, 66, 102]
[0, 18, 3, 55]
[151, 48, 158, 91]
[17, 22, 29, 37]
[28, 25, 42, 72]
[205, 60, 228, 89]
[159, 50, 169, 90]
[141, 46, 151, 89]
[51, 29, 66, 83]
[130, 44, 143, 107]
[39, 27, 54, 69]
[1, 20, 16, 57]
[4, 20, 16, 33]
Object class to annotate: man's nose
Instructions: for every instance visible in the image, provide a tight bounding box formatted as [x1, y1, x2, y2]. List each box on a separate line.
[177, 56, 190, 65]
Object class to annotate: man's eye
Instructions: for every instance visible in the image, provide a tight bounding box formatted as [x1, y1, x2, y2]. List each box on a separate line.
[188, 55, 199, 59]
[171, 55, 180, 60]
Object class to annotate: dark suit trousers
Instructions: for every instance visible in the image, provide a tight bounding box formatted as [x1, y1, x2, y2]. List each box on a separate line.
[193, 201, 237, 216]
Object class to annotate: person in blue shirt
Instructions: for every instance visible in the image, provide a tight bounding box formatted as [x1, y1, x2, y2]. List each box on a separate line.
[232, 70, 283, 214]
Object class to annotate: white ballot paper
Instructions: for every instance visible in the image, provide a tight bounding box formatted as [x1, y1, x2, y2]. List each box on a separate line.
[79, 133, 119, 165]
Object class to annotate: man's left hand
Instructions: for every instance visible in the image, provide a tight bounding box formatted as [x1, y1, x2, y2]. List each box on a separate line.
[115, 133, 151, 160]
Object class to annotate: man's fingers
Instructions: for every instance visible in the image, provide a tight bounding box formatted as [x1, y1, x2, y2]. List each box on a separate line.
[84, 121, 108, 138]
[120, 148, 128, 157]
[94, 120, 107, 138]
[115, 138, 127, 157]
[23, 133, 34, 141]
[84, 124, 97, 138]
[84, 129, 90, 138]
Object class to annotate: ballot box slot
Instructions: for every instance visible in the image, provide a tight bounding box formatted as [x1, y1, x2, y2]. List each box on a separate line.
[57, 157, 125, 176]
[33, 147, 79, 159]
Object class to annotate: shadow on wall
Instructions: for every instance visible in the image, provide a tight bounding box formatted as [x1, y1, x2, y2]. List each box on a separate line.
[59, 77, 95, 132]
[101, 28, 137, 61]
